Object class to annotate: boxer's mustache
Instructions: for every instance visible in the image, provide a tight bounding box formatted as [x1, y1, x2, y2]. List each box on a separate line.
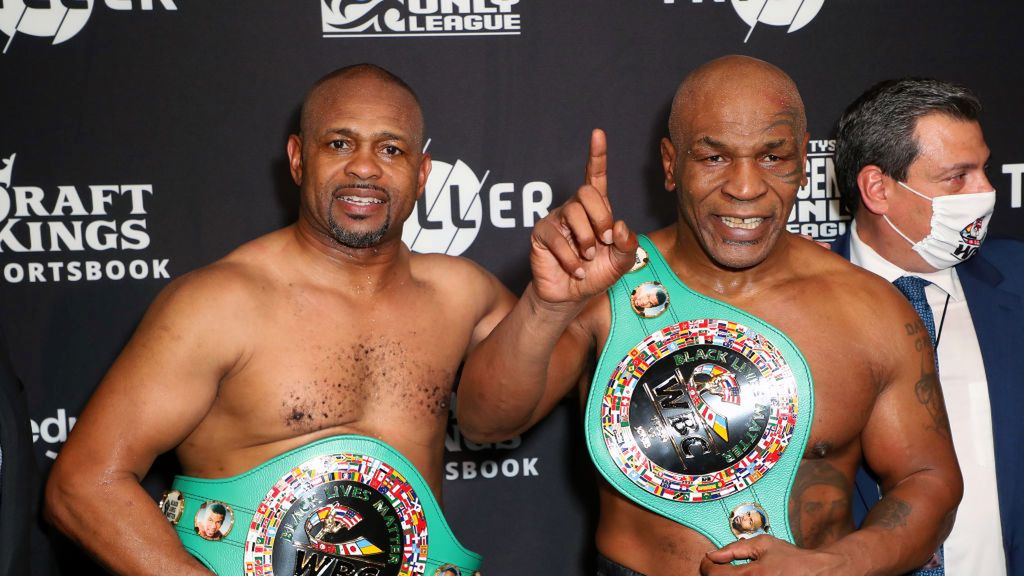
[333, 182, 390, 196]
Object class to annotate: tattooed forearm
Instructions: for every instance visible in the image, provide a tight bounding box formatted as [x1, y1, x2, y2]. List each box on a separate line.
[870, 497, 912, 531]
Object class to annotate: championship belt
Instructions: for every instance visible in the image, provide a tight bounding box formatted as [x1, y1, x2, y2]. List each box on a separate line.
[585, 235, 814, 547]
[158, 435, 481, 576]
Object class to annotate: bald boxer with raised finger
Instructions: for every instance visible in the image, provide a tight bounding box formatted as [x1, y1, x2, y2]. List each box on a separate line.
[458, 55, 962, 575]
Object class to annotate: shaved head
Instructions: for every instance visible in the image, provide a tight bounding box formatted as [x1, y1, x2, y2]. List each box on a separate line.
[668, 55, 806, 146]
[299, 63, 425, 146]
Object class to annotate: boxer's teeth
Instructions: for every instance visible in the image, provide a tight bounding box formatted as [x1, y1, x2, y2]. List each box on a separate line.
[720, 216, 763, 230]
[340, 196, 384, 205]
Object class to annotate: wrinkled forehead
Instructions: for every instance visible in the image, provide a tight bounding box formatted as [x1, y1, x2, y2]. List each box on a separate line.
[672, 66, 806, 145]
[303, 75, 424, 139]
[684, 89, 803, 142]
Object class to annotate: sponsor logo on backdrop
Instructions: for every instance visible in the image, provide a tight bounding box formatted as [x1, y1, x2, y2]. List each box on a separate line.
[660, 0, 825, 43]
[1003, 163, 1024, 208]
[321, 0, 522, 38]
[445, 395, 540, 480]
[787, 139, 850, 242]
[0, 0, 177, 54]
[0, 153, 171, 283]
[402, 144, 552, 255]
[31, 408, 76, 459]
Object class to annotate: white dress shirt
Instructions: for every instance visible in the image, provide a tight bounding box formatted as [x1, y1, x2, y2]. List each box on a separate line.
[849, 222, 1006, 575]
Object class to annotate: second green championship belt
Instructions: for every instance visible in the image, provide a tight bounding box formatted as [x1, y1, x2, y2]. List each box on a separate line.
[158, 435, 481, 576]
[585, 235, 814, 547]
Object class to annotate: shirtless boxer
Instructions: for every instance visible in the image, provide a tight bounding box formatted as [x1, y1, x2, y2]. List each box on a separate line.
[457, 56, 962, 575]
[45, 64, 512, 575]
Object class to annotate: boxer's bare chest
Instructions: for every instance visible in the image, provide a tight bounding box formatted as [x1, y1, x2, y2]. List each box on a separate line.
[209, 280, 474, 450]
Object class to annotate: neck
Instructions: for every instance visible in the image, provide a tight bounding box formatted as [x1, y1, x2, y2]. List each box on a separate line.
[855, 214, 936, 274]
[292, 218, 411, 291]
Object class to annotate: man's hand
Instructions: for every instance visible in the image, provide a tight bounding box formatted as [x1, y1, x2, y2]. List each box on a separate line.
[530, 128, 637, 305]
[700, 535, 849, 575]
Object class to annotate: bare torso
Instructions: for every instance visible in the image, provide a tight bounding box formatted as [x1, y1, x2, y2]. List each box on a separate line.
[174, 226, 510, 497]
[586, 228, 898, 574]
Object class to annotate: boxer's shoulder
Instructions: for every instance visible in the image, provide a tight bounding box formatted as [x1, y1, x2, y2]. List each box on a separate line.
[783, 236, 906, 313]
[410, 251, 515, 315]
[410, 251, 496, 287]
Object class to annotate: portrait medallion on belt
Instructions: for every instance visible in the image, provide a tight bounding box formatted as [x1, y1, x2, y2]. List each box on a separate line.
[195, 500, 234, 541]
[601, 319, 798, 501]
[244, 453, 428, 576]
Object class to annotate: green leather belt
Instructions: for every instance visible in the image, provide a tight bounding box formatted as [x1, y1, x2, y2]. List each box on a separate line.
[158, 435, 481, 576]
[585, 235, 814, 548]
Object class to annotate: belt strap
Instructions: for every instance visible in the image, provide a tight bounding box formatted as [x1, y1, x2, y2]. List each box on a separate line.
[161, 435, 481, 575]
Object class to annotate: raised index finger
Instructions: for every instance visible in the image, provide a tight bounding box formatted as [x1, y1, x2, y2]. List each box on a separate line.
[585, 128, 609, 204]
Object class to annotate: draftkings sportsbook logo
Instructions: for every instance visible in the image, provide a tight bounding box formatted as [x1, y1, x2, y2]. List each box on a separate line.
[0, 153, 171, 283]
[787, 139, 849, 243]
[0, 0, 177, 54]
[402, 146, 551, 256]
[660, 0, 825, 43]
[321, 0, 522, 38]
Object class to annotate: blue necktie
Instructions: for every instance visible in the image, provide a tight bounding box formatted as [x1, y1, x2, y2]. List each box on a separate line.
[892, 275, 944, 575]
[893, 276, 938, 354]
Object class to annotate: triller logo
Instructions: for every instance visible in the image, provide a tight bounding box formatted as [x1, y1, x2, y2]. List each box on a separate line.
[402, 142, 552, 255]
[0, 0, 177, 54]
[662, 0, 825, 43]
[321, 0, 522, 38]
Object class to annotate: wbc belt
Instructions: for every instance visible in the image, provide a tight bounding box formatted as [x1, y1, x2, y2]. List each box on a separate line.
[585, 235, 814, 548]
[158, 435, 481, 576]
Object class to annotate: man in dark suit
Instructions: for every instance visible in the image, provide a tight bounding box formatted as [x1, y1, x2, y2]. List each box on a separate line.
[0, 324, 36, 575]
[833, 78, 1024, 576]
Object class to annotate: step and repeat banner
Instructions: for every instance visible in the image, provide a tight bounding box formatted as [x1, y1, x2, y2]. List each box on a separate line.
[2, 1, 1023, 574]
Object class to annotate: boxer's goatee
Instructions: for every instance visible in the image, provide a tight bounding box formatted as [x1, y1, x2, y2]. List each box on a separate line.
[329, 215, 390, 249]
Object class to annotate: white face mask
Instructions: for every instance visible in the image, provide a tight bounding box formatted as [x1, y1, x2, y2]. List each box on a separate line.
[883, 180, 996, 270]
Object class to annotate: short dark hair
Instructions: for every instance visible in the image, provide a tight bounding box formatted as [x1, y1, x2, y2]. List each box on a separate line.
[834, 78, 981, 216]
[311, 63, 420, 107]
[210, 503, 227, 517]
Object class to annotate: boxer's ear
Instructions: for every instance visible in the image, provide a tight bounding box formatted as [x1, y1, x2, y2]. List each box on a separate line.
[416, 153, 431, 200]
[857, 165, 889, 215]
[287, 134, 303, 186]
[660, 137, 677, 192]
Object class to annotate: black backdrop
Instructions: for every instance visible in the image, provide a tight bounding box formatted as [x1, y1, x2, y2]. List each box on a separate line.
[2, 1, 1022, 574]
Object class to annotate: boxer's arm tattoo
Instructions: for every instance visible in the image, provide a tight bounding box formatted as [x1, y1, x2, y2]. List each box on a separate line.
[871, 497, 911, 531]
[788, 458, 850, 548]
[915, 369, 950, 437]
[906, 321, 951, 437]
